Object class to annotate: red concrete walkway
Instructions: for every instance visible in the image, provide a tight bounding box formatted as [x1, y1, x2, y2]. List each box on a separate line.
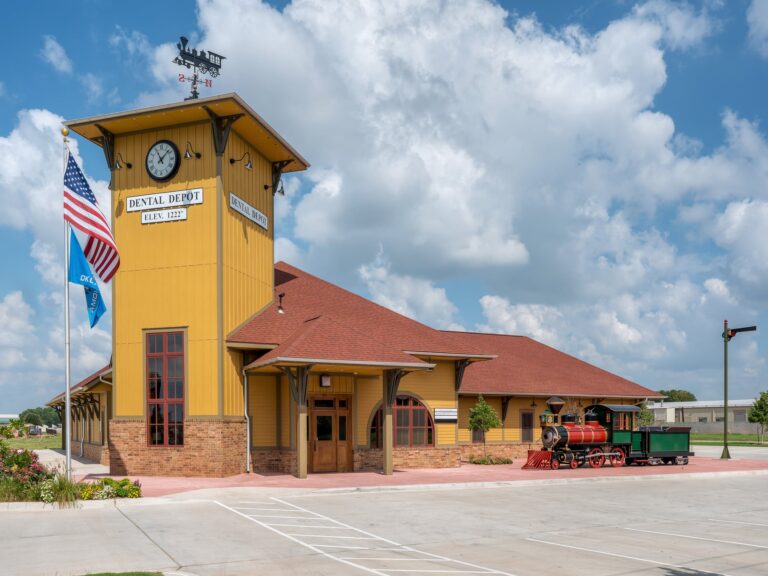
[78, 456, 768, 498]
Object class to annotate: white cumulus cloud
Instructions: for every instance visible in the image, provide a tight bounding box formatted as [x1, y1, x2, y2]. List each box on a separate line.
[40, 35, 73, 74]
[748, 0, 768, 58]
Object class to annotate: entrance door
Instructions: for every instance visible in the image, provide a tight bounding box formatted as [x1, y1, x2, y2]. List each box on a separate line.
[309, 396, 352, 473]
[312, 411, 336, 472]
[521, 410, 534, 443]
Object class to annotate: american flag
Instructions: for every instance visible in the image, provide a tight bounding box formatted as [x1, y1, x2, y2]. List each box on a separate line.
[63, 153, 120, 283]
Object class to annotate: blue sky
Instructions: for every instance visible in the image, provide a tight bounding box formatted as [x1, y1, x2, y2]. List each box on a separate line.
[2, 0, 768, 412]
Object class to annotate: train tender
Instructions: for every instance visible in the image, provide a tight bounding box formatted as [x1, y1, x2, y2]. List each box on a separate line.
[523, 397, 694, 470]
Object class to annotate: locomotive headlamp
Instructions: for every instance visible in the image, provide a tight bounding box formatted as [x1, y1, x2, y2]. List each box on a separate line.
[545, 396, 565, 415]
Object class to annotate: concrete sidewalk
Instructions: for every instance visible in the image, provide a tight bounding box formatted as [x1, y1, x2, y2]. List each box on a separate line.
[75, 454, 768, 497]
[35, 448, 109, 477]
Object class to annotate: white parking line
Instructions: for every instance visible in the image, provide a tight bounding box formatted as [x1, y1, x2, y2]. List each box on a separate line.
[624, 527, 768, 549]
[708, 518, 768, 528]
[266, 523, 351, 529]
[215, 498, 517, 576]
[526, 537, 735, 576]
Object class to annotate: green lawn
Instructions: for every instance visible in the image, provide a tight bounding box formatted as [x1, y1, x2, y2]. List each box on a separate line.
[6, 435, 61, 450]
[691, 432, 766, 446]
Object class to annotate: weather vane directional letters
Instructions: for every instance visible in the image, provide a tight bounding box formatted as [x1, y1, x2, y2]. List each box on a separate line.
[172, 36, 225, 100]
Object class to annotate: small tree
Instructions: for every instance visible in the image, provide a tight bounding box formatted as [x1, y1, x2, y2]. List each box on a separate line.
[21, 411, 43, 427]
[658, 389, 697, 402]
[748, 391, 768, 444]
[638, 402, 654, 427]
[468, 395, 501, 458]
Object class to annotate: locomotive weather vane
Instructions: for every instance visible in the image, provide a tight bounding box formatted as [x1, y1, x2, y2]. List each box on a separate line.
[172, 36, 225, 100]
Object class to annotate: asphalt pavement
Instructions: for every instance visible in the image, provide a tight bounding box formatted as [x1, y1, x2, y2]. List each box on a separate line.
[2, 469, 767, 575]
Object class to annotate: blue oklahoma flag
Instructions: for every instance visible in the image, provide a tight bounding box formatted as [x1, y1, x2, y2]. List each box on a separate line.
[68, 230, 107, 328]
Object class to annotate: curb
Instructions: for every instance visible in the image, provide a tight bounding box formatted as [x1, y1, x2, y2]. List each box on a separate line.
[4, 467, 768, 510]
[258, 467, 768, 498]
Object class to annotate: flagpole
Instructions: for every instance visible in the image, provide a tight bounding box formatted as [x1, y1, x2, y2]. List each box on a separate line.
[62, 128, 72, 482]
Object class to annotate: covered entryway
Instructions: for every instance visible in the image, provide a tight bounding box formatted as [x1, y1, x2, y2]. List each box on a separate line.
[309, 396, 351, 473]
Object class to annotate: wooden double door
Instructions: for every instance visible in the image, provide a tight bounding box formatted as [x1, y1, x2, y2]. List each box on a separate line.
[309, 396, 352, 473]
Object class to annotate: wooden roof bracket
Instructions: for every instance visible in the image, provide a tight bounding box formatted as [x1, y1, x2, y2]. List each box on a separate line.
[203, 105, 243, 156]
[454, 359, 470, 392]
[94, 124, 115, 172]
[501, 396, 511, 424]
[271, 160, 292, 196]
[278, 365, 313, 409]
[384, 369, 406, 407]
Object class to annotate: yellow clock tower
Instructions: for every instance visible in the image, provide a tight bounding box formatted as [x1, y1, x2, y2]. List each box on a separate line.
[65, 94, 309, 475]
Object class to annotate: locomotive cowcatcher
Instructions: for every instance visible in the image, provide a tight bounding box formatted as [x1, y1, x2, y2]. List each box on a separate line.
[524, 397, 694, 470]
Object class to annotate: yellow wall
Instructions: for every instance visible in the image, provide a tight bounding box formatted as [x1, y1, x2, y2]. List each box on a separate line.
[249, 374, 277, 447]
[280, 376, 291, 448]
[111, 122, 276, 420]
[308, 373, 355, 396]
[355, 376, 381, 447]
[458, 396, 503, 443]
[112, 123, 219, 417]
[400, 362, 457, 446]
[221, 131, 275, 417]
[353, 364, 458, 448]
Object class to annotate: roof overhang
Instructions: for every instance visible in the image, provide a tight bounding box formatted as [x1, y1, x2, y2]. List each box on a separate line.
[47, 367, 112, 406]
[244, 356, 435, 372]
[406, 351, 497, 361]
[226, 342, 278, 350]
[457, 392, 661, 400]
[64, 92, 309, 173]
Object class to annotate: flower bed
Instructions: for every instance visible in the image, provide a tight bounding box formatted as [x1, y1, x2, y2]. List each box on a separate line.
[1, 425, 141, 505]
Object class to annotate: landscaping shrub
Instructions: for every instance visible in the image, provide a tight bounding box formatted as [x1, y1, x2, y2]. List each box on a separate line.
[39, 473, 81, 507]
[469, 456, 513, 465]
[1, 426, 142, 504]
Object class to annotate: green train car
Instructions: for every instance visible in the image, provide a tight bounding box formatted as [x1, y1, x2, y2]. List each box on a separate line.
[531, 398, 694, 469]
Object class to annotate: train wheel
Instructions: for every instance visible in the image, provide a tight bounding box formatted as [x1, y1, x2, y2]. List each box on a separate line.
[551, 459, 560, 470]
[588, 447, 605, 468]
[609, 447, 625, 467]
[569, 457, 579, 469]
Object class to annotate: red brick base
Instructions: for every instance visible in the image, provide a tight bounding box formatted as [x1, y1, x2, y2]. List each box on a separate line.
[459, 443, 537, 462]
[354, 447, 461, 471]
[109, 419, 246, 477]
[75, 441, 109, 466]
[251, 449, 297, 475]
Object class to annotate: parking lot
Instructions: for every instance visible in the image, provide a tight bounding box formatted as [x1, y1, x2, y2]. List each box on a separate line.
[2, 470, 767, 576]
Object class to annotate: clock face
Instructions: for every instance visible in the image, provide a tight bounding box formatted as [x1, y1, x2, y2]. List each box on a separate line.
[146, 140, 180, 181]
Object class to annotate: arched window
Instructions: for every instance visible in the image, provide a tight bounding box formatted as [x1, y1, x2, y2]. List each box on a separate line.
[370, 396, 434, 448]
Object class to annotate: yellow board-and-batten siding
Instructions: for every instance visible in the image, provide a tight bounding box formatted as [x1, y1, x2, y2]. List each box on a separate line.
[112, 123, 219, 417]
[111, 121, 277, 419]
[221, 131, 276, 418]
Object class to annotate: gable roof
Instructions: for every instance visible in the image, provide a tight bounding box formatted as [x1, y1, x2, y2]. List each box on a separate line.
[47, 364, 112, 407]
[244, 315, 433, 370]
[446, 331, 662, 399]
[230, 262, 491, 360]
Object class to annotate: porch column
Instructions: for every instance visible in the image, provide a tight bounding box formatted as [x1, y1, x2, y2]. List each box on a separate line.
[383, 369, 405, 475]
[280, 365, 312, 479]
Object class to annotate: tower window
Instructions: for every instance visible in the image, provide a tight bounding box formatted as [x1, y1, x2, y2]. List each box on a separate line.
[146, 331, 184, 446]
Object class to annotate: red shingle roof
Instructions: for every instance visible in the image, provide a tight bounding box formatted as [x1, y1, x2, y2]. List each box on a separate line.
[245, 315, 433, 370]
[229, 262, 488, 358]
[445, 331, 661, 399]
[46, 363, 112, 406]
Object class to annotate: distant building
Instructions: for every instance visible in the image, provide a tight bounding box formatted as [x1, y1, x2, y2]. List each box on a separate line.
[649, 400, 757, 434]
[0, 414, 20, 425]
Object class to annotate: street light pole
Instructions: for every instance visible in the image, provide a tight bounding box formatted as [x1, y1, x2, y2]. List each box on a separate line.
[721, 321, 757, 460]
[722, 319, 729, 460]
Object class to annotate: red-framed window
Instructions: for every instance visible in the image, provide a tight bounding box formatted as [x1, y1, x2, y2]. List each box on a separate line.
[472, 428, 485, 444]
[146, 331, 184, 446]
[370, 395, 434, 448]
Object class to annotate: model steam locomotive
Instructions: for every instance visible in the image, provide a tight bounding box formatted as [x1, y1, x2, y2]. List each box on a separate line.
[524, 397, 693, 470]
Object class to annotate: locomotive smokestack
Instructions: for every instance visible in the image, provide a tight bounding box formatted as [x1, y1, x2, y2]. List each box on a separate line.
[546, 396, 565, 415]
